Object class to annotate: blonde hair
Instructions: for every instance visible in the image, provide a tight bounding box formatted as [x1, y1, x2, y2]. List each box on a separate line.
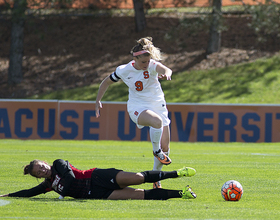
[130, 37, 162, 61]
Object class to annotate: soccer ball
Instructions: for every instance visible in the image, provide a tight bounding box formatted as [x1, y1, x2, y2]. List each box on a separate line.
[221, 180, 243, 201]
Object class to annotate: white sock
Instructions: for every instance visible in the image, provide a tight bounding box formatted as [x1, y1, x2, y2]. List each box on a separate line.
[153, 156, 163, 171]
[149, 127, 163, 153]
[153, 150, 170, 171]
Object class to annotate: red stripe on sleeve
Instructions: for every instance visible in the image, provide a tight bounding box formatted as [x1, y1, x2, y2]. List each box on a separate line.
[69, 164, 96, 179]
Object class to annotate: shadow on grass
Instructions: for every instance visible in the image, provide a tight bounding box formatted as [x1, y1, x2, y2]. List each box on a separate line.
[28, 198, 88, 202]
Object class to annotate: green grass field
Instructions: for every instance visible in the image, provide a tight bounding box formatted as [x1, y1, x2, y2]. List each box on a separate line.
[0, 139, 279, 219]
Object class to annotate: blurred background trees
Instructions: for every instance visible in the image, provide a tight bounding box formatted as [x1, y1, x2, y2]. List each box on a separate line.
[207, 0, 221, 54]
[133, 0, 146, 32]
[1, 0, 280, 86]
[245, 0, 280, 43]
[8, 0, 26, 85]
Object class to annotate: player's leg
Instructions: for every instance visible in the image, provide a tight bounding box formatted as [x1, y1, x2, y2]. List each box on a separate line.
[107, 187, 145, 200]
[137, 109, 162, 128]
[107, 187, 179, 200]
[115, 169, 195, 189]
[137, 110, 163, 154]
[115, 170, 175, 188]
[107, 187, 197, 200]
[137, 110, 171, 165]
[153, 125, 170, 171]
[143, 188, 196, 200]
[128, 107, 171, 165]
[153, 125, 170, 188]
[160, 125, 170, 153]
[115, 171, 145, 188]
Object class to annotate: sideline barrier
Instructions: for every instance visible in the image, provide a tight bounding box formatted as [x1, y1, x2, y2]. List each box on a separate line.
[1, 99, 280, 142]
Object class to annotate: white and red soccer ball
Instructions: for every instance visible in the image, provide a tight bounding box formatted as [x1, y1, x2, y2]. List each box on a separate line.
[221, 180, 243, 201]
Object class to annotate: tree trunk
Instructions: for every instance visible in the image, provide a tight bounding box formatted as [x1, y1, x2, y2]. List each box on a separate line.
[132, 0, 146, 32]
[206, 0, 222, 55]
[8, 0, 27, 85]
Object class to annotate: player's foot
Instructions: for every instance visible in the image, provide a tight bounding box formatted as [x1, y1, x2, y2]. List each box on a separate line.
[153, 149, 171, 165]
[177, 167, 196, 177]
[153, 181, 162, 189]
[180, 185, 197, 199]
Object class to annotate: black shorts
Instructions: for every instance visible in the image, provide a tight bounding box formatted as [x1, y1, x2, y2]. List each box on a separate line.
[89, 168, 123, 199]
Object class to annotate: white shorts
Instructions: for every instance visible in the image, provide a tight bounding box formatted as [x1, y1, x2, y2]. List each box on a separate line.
[127, 102, 170, 129]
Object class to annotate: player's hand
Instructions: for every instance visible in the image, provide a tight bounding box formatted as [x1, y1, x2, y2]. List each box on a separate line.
[0, 194, 9, 197]
[95, 101, 102, 118]
[158, 73, 172, 80]
[157, 65, 172, 81]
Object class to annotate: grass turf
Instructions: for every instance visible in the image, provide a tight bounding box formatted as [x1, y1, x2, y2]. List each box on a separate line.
[0, 139, 280, 219]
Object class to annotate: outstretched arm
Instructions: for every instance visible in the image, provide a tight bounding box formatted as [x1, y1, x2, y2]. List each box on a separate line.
[95, 75, 114, 118]
[1, 183, 48, 198]
[0, 194, 9, 197]
[156, 63, 172, 80]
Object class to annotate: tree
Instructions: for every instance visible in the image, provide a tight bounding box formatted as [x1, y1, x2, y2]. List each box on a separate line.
[132, 0, 146, 32]
[132, 0, 197, 32]
[6, 0, 74, 85]
[206, 0, 222, 54]
[245, 0, 280, 43]
[8, 0, 27, 85]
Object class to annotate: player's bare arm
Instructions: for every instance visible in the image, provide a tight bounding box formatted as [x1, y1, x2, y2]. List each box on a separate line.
[0, 194, 9, 197]
[157, 63, 172, 80]
[95, 75, 114, 118]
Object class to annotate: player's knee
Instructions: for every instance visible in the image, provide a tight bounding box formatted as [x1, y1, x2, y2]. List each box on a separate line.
[136, 173, 145, 183]
[152, 118, 162, 128]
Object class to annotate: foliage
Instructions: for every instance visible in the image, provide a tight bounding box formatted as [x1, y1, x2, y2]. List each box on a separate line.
[0, 140, 280, 219]
[161, 54, 280, 103]
[145, 0, 197, 8]
[165, 14, 210, 40]
[29, 54, 280, 104]
[164, 7, 227, 49]
[11, 0, 27, 22]
[244, 0, 280, 42]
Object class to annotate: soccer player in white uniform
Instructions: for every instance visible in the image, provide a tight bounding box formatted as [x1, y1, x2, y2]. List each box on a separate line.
[95, 37, 172, 188]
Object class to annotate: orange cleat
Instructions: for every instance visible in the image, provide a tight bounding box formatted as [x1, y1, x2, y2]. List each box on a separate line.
[153, 149, 172, 165]
[153, 181, 162, 189]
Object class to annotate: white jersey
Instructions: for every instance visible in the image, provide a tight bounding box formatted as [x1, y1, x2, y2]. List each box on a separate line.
[110, 59, 165, 106]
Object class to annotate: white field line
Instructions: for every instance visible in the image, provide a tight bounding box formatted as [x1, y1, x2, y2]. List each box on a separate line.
[0, 199, 10, 207]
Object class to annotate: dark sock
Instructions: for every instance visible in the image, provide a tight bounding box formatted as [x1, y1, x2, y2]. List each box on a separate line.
[141, 170, 178, 183]
[144, 188, 181, 200]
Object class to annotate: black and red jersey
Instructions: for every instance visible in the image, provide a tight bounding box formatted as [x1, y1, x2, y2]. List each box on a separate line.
[9, 159, 96, 199]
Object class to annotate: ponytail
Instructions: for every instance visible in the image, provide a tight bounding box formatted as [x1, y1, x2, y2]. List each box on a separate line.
[23, 160, 43, 177]
[23, 164, 30, 175]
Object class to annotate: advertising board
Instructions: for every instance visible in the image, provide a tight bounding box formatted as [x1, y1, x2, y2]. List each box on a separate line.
[1, 99, 280, 142]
